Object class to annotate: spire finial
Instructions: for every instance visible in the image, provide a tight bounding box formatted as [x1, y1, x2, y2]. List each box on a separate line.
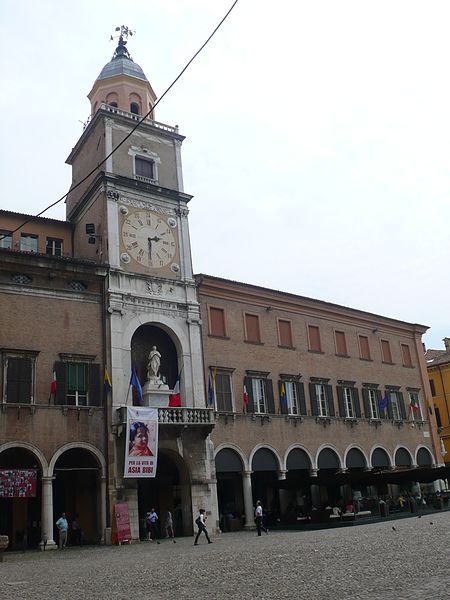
[110, 25, 135, 60]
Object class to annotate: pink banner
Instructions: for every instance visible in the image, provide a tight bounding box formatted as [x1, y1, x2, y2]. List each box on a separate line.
[0, 469, 37, 498]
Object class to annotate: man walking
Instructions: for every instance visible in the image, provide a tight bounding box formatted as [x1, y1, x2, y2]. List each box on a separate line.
[194, 509, 212, 545]
[146, 508, 160, 544]
[255, 500, 268, 536]
[56, 512, 69, 549]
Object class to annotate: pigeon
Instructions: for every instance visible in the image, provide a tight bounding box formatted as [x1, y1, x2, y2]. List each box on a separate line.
[418, 515, 422, 519]
[430, 522, 433, 525]
[392, 526, 397, 531]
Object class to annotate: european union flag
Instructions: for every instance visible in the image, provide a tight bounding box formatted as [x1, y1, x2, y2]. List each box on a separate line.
[207, 376, 214, 406]
[130, 366, 143, 406]
[378, 392, 389, 413]
[280, 382, 288, 408]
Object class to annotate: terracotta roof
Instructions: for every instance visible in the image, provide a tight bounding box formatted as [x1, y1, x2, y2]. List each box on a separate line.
[425, 349, 450, 368]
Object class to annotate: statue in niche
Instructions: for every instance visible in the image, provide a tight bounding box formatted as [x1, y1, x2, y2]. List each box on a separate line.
[147, 346, 162, 383]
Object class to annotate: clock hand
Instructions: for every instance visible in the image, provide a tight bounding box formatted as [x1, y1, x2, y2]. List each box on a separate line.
[148, 237, 153, 263]
[149, 236, 161, 242]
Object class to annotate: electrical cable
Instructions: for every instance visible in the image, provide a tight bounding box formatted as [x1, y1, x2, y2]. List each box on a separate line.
[0, 0, 240, 242]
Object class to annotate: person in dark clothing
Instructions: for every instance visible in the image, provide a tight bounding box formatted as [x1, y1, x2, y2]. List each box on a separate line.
[255, 500, 268, 536]
[194, 509, 212, 545]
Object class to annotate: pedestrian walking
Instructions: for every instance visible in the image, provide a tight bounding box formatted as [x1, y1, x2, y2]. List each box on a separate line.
[146, 508, 160, 544]
[165, 510, 176, 543]
[255, 500, 268, 536]
[194, 509, 212, 545]
[55, 511, 69, 549]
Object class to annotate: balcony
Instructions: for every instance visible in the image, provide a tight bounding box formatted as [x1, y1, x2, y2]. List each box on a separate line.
[96, 103, 179, 134]
[114, 406, 215, 437]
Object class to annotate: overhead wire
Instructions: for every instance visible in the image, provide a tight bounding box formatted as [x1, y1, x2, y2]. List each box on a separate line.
[0, 0, 240, 242]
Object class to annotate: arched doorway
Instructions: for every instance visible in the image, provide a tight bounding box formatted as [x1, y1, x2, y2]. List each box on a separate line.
[251, 448, 280, 524]
[215, 448, 244, 531]
[131, 325, 179, 395]
[315, 448, 341, 507]
[0, 447, 43, 550]
[52, 448, 102, 545]
[137, 450, 191, 538]
[283, 448, 312, 522]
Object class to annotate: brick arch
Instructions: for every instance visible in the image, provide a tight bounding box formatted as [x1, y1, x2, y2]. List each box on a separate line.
[48, 442, 106, 477]
[214, 443, 248, 472]
[0, 441, 48, 475]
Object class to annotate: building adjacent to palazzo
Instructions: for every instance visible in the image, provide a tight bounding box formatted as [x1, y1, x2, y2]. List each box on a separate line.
[0, 33, 446, 549]
[426, 339, 450, 464]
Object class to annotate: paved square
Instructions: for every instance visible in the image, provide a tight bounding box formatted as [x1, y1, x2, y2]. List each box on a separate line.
[1, 512, 449, 600]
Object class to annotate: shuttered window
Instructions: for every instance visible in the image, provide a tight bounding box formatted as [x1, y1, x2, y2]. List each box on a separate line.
[215, 372, 233, 412]
[135, 157, 154, 179]
[209, 307, 226, 337]
[401, 344, 412, 367]
[381, 340, 393, 363]
[359, 335, 371, 360]
[54, 361, 101, 406]
[335, 331, 348, 356]
[6, 357, 33, 403]
[245, 313, 261, 343]
[278, 320, 293, 347]
[308, 325, 322, 352]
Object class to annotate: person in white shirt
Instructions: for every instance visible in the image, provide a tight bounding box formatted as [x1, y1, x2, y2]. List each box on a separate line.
[254, 500, 268, 536]
[55, 512, 68, 549]
[194, 509, 212, 545]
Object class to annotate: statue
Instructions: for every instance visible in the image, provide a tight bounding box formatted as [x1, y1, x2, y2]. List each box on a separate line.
[147, 346, 162, 382]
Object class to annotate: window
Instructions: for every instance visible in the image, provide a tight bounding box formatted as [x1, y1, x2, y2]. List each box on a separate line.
[252, 378, 267, 413]
[358, 335, 371, 360]
[214, 371, 233, 412]
[20, 234, 38, 252]
[54, 358, 101, 406]
[244, 313, 261, 343]
[135, 156, 155, 181]
[368, 389, 379, 419]
[335, 331, 348, 356]
[0, 230, 12, 249]
[343, 387, 354, 418]
[130, 102, 140, 115]
[46, 238, 63, 256]
[401, 344, 413, 367]
[429, 379, 436, 396]
[310, 381, 335, 417]
[315, 384, 328, 416]
[435, 406, 442, 428]
[285, 381, 298, 415]
[209, 307, 226, 337]
[308, 325, 322, 352]
[3, 353, 37, 404]
[389, 391, 401, 420]
[381, 339, 393, 363]
[278, 319, 293, 348]
[408, 392, 423, 421]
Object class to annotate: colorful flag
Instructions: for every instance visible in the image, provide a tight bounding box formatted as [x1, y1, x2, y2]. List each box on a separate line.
[103, 368, 112, 395]
[130, 366, 143, 406]
[169, 379, 181, 407]
[378, 392, 389, 413]
[280, 382, 287, 409]
[243, 385, 249, 410]
[409, 395, 419, 412]
[49, 369, 57, 402]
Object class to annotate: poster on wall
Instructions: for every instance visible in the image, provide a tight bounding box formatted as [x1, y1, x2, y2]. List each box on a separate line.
[0, 469, 37, 498]
[124, 406, 158, 478]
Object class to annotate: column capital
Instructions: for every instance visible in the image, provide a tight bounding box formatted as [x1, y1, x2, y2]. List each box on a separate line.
[309, 468, 318, 477]
[243, 470, 253, 478]
[278, 469, 287, 480]
[41, 476, 55, 484]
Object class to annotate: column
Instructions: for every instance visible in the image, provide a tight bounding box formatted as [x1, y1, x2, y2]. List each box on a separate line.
[40, 476, 56, 550]
[100, 476, 107, 544]
[309, 469, 321, 508]
[242, 471, 255, 530]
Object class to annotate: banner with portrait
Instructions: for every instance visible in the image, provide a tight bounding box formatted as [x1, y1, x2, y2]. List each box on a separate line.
[124, 406, 158, 478]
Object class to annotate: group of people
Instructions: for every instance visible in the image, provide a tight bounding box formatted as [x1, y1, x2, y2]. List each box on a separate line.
[145, 508, 176, 543]
[55, 512, 82, 549]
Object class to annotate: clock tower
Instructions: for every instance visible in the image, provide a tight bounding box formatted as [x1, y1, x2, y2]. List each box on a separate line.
[66, 28, 217, 537]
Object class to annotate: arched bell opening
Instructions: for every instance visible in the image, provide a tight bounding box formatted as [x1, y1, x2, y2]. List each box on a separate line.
[137, 450, 191, 538]
[52, 448, 102, 545]
[0, 447, 43, 550]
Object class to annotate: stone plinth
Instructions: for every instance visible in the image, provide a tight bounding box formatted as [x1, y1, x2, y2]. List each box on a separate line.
[143, 382, 172, 408]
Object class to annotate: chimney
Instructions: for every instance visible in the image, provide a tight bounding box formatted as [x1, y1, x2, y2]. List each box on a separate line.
[443, 337, 450, 352]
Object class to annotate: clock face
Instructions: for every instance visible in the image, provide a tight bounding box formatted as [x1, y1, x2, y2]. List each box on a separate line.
[121, 210, 178, 269]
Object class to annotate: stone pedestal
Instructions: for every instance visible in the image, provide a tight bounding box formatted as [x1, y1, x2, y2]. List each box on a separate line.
[143, 381, 172, 408]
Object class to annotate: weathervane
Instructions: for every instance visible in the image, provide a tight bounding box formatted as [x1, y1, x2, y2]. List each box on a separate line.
[110, 25, 135, 60]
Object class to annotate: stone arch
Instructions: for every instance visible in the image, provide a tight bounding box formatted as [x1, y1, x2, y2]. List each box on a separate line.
[394, 446, 413, 467]
[214, 443, 248, 472]
[123, 314, 188, 357]
[315, 444, 343, 470]
[344, 445, 369, 469]
[0, 441, 48, 476]
[284, 444, 313, 471]
[249, 444, 282, 471]
[370, 446, 392, 468]
[49, 442, 106, 477]
[316, 446, 342, 470]
[129, 92, 142, 115]
[416, 446, 434, 467]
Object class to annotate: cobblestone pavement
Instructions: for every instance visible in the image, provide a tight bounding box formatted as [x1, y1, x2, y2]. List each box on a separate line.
[1, 512, 449, 600]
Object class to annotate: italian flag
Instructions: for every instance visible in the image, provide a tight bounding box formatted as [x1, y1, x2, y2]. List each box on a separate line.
[243, 385, 249, 410]
[49, 370, 57, 402]
[169, 380, 181, 407]
[410, 395, 419, 412]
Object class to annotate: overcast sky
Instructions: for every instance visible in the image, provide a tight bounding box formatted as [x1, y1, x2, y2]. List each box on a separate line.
[1, 1, 449, 349]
